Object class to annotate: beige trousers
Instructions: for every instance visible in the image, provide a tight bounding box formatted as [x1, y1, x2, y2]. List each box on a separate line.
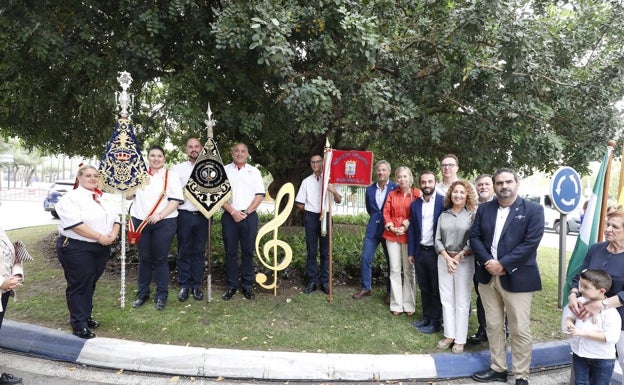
[479, 276, 534, 380]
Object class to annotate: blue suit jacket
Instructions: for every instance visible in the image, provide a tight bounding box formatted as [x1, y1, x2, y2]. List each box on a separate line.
[407, 194, 445, 258]
[470, 196, 544, 292]
[364, 181, 397, 239]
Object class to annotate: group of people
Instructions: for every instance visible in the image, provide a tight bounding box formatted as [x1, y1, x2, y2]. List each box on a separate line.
[54, 140, 265, 341]
[350, 155, 547, 385]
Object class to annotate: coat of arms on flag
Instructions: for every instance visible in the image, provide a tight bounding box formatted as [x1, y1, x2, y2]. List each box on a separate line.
[98, 118, 150, 194]
[184, 137, 232, 218]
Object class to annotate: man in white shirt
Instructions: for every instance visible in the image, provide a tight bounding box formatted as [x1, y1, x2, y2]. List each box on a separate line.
[172, 138, 208, 302]
[435, 154, 459, 196]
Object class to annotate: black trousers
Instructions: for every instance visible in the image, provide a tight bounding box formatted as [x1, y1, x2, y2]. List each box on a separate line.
[0, 291, 10, 329]
[414, 246, 442, 323]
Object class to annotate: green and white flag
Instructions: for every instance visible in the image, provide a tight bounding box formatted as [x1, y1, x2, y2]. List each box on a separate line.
[563, 147, 611, 305]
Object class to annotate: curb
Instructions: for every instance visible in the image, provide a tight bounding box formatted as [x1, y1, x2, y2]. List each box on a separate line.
[0, 320, 571, 381]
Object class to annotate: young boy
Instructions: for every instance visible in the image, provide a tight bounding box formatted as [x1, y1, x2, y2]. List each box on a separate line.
[562, 269, 621, 385]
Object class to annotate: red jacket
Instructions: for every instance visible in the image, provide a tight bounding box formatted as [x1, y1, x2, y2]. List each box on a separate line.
[383, 187, 421, 244]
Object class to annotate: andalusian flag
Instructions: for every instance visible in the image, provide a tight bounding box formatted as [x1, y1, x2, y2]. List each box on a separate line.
[563, 147, 611, 304]
[184, 137, 232, 219]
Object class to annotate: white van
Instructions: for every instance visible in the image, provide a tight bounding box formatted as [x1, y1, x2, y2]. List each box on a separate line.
[522, 194, 580, 234]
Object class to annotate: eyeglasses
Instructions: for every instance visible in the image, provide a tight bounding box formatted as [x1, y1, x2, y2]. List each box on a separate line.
[310, 160, 323, 164]
[441, 163, 456, 168]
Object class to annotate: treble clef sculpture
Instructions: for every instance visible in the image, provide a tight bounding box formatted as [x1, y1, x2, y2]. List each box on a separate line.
[255, 182, 295, 295]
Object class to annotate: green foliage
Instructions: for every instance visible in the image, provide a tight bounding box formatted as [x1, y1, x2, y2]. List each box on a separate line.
[1, 0, 623, 184]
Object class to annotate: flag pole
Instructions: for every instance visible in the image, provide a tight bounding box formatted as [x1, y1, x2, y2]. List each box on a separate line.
[598, 140, 616, 241]
[328, 194, 333, 303]
[618, 141, 624, 206]
[205, 103, 215, 303]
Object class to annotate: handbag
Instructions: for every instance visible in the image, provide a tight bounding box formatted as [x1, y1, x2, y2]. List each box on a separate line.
[128, 170, 169, 245]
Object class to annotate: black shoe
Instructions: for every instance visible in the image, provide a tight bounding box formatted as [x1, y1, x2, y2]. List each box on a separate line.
[411, 319, 430, 328]
[303, 282, 318, 294]
[177, 287, 189, 302]
[515, 379, 528, 385]
[192, 288, 204, 300]
[472, 368, 508, 383]
[468, 328, 488, 345]
[321, 282, 330, 294]
[242, 288, 255, 300]
[132, 296, 149, 308]
[86, 317, 100, 329]
[415, 323, 442, 334]
[222, 288, 237, 300]
[155, 298, 166, 310]
[73, 327, 96, 339]
[0, 372, 22, 384]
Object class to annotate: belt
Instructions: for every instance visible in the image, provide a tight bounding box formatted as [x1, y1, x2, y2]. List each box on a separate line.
[305, 210, 320, 215]
[419, 244, 434, 250]
[179, 209, 200, 215]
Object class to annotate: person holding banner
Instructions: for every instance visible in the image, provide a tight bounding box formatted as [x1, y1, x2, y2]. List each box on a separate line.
[129, 145, 183, 310]
[220, 143, 265, 301]
[567, 206, 624, 373]
[383, 166, 420, 315]
[295, 153, 342, 295]
[352, 160, 397, 301]
[55, 165, 120, 338]
[172, 138, 207, 302]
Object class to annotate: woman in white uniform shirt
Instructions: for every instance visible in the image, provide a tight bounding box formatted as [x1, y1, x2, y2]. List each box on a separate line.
[56, 165, 120, 339]
[129, 145, 183, 310]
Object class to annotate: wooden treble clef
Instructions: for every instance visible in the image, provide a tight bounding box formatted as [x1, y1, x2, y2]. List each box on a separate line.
[255, 182, 295, 295]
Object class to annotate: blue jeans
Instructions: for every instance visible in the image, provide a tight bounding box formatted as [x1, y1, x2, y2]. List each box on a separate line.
[176, 210, 208, 290]
[304, 211, 329, 284]
[359, 235, 388, 291]
[572, 353, 615, 385]
[134, 217, 177, 301]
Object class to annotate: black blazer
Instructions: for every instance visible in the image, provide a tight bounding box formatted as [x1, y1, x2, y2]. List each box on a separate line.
[470, 196, 544, 293]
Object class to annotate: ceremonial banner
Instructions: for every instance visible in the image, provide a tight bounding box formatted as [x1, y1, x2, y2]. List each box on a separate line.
[184, 137, 232, 219]
[329, 150, 373, 186]
[98, 118, 149, 194]
[320, 141, 333, 236]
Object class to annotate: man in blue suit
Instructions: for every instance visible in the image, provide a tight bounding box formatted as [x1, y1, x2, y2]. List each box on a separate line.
[470, 168, 544, 385]
[352, 160, 397, 300]
[408, 171, 445, 333]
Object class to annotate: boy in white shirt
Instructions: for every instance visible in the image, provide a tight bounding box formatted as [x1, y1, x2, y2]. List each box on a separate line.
[563, 269, 621, 385]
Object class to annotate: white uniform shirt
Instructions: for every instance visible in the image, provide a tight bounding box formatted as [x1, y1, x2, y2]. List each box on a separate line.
[562, 297, 621, 359]
[56, 185, 121, 242]
[420, 196, 436, 246]
[224, 163, 265, 210]
[171, 160, 199, 212]
[295, 173, 341, 214]
[130, 168, 184, 220]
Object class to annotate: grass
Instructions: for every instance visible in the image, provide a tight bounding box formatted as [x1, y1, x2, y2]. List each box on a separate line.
[7, 225, 567, 354]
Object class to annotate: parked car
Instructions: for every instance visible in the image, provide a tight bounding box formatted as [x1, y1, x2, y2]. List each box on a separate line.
[43, 179, 75, 218]
[523, 194, 581, 234]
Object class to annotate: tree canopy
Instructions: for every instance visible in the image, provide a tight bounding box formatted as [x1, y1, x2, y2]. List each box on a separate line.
[1, 0, 623, 195]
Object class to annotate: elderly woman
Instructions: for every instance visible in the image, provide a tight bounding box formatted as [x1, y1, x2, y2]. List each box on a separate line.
[56, 165, 120, 339]
[435, 180, 477, 354]
[568, 206, 624, 375]
[129, 145, 183, 311]
[383, 166, 421, 316]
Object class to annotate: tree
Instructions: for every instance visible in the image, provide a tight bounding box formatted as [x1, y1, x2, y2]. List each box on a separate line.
[1, 0, 623, 197]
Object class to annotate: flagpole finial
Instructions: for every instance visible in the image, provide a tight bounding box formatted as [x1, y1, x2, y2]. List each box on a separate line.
[115, 71, 134, 119]
[205, 103, 217, 139]
[325, 138, 330, 149]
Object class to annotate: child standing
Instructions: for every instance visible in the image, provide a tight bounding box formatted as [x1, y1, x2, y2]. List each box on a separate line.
[562, 269, 621, 385]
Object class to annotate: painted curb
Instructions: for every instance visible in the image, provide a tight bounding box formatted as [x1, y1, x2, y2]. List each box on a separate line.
[0, 320, 571, 380]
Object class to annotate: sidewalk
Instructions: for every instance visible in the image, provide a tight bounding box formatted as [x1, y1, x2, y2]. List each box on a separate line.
[0, 319, 571, 381]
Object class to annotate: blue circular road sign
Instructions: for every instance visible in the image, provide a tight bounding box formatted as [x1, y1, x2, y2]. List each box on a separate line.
[549, 167, 582, 214]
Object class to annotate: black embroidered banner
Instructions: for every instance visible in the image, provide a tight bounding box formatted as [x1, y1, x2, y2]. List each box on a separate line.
[184, 138, 232, 218]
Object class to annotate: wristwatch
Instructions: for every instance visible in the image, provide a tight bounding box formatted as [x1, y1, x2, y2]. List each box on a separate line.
[602, 299, 609, 310]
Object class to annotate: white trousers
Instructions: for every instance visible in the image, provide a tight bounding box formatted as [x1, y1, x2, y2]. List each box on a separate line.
[387, 240, 416, 313]
[437, 254, 474, 344]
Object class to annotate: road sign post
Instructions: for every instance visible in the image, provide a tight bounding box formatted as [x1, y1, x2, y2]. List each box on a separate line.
[549, 166, 582, 307]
